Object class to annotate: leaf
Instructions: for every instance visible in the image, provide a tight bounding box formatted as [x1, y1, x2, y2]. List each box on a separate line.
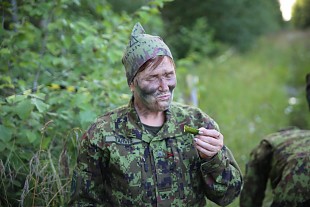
[46, 42, 61, 55]
[15, 99, 34, 120]
[31, 98, 50, 113]
[79, 110, 97, 129]
[0, 105, 13, 115]
[0, 125, 13, 142]
[28, 92, 46, 100]
[41, 136, 51, 150]
[26, 131, 38, 143]
[6, 94, 27, 104]
[0, 141, 7, 152]
[0, 48, 11, 55]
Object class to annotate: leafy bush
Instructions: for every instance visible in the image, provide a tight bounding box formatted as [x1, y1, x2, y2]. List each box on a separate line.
[0, 0, 170, 206]
[292, 0, 310, 29]
[161, 0, 283, 57]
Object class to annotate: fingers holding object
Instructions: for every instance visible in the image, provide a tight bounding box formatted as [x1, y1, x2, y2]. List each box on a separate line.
[194, 128, 224, 158]
[198, 128, 221, 139]
[194, 139, 221, 158]
[194, 138, 219, 151]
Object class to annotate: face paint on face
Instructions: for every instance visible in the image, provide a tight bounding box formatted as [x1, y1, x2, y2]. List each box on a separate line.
[133, 56, 177, 112]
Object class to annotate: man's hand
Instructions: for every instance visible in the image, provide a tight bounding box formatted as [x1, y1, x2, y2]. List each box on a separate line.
[194, 128, 224, 159]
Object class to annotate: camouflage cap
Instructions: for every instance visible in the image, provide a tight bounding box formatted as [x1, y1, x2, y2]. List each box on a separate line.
[122, 22, 173, 85]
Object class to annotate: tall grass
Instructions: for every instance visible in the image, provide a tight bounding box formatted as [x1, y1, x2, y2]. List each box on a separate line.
[0, 125, 81, 207]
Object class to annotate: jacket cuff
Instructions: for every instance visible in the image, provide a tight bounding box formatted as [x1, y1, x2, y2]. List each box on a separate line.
[200, 147, 228, 173]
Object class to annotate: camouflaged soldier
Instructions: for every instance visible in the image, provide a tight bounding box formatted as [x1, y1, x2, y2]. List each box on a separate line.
[240, 73, 310, 207]
[69, 22, 243, 206]
[240, 129, 310, 207]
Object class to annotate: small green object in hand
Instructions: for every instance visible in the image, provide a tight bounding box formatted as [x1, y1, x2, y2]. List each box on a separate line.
[184, 125, 199, 135]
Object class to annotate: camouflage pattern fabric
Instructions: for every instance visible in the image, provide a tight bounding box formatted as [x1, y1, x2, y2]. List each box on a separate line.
[240, 128, 310, 207]
[122, 22, 173, 85]
[69, 99, 243, 206]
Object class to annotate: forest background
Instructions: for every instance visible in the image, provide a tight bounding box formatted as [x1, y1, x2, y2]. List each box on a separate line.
[0, 0, 309, 206]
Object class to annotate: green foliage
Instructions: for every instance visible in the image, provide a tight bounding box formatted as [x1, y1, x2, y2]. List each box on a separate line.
[0, 0, 171, 206]
[107, 0, 147, 13]
[292, 0, 310, 29]
[164, 17, 219, 60]
[161, 0, 283, 58]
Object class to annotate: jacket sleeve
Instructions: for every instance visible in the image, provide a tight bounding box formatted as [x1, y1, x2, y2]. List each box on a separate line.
[239, 140, 273, 207]
[200, 145, 243, 206]
[68, 129, 109, 207]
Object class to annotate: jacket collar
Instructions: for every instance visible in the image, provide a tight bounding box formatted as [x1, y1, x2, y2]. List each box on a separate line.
[126, 97, 184, 143]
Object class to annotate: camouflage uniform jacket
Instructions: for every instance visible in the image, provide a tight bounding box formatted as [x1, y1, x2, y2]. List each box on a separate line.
[69, 100, 243, 206]
[240, 128, 310, 207]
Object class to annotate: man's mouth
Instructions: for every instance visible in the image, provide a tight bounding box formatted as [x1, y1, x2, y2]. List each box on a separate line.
[157, 93, 171, 101]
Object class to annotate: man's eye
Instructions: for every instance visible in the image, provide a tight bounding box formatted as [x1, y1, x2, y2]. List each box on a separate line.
[146, 77, 156, 81]
[166, 73, 173, 78]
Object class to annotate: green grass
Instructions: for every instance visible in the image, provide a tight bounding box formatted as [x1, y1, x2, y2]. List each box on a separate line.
[176, 29, 310, 207]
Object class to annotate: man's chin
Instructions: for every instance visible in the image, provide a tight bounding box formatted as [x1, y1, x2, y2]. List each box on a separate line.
[156, 101, 171, 111]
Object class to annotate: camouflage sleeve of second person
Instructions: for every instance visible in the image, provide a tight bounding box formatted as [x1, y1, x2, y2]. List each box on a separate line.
[197, 114, 243, 206]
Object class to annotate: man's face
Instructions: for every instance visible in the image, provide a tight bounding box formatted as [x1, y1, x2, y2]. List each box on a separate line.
[131, 56, 177, 112]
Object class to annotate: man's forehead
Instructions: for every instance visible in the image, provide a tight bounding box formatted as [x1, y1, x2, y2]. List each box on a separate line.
[142, 64, 175, 76]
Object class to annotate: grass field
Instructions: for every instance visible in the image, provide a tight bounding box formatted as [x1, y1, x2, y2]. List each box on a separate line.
[176, 29, 310, 207]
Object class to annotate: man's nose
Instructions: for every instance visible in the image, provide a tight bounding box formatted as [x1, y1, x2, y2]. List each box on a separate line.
[158, 79, 169, 91]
